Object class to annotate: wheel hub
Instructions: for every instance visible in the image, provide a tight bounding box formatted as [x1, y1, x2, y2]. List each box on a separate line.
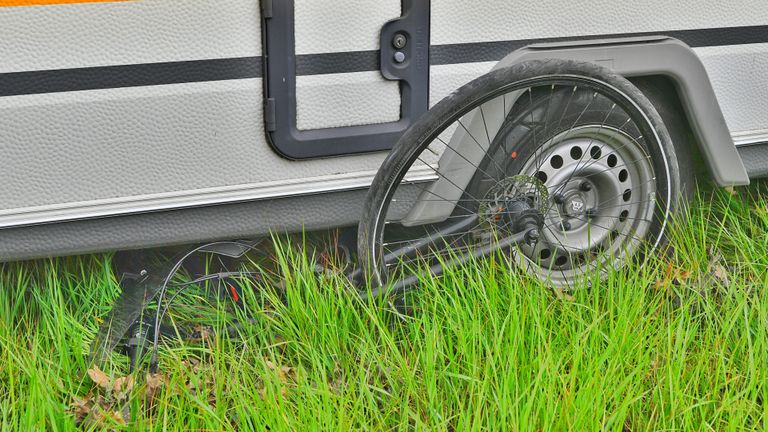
[479, 175, 548, 235]
[562, 192, 587, 218]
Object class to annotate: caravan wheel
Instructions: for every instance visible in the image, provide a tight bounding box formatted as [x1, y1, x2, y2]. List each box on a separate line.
[358, 59, 684, 293]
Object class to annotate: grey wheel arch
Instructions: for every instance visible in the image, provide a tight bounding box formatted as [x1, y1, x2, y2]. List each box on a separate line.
[493, 36, 749, 187]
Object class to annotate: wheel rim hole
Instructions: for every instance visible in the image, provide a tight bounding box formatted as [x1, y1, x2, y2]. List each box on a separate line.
[536, 171, 548, 183]
[619, 210, 629, 222]
[570, 146, 583, 160]
[607, 154, 618, 167]
[623, 189, 632, 202]
[550, 155, 564, 169]
[540, 249, 552, 260]
[619, 169, 628, 182]
[590, 146, 602, 159]
[555, 255, 568, 266]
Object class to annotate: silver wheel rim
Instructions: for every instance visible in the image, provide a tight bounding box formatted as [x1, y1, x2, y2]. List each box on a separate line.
[514, 125, 656, 286]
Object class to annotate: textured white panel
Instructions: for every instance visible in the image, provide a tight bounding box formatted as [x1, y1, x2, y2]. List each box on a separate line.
[296, 72, 400, 130]
[0, 80, 388, 212]
[694, 44, 768, 134]
[431, 0, 768, 45]
[294, 0, 400, 54]
[294, 0, 402, 129]
[0, 0, 261, 73]
[429, 62, 497, 107]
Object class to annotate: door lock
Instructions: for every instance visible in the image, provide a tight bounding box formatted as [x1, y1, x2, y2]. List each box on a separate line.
[392, 33, 407, 49]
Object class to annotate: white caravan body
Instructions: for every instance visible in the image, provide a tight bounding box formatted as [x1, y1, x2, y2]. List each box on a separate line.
[0, 0, 766, 260]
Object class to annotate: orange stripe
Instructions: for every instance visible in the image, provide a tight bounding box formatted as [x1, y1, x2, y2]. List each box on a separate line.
[0, 0, 129, 6]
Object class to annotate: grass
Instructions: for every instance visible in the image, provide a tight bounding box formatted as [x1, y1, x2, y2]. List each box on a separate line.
[0, 184, 767, 431]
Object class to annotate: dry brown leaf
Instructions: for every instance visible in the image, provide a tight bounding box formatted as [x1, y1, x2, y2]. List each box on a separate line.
[79, 402, 126, 429]
[70, 395, 93, 424]
[93, 409, 125, 427]
[278, 366, 295, 384]
[654, 261, 692, 291]
[87, 366, 112, 391]
[146, 373, 167, 390]
[114, 375, 134, 396]
[553, 288, 575, 302]
[623, 419, 634, 432]
[106, 410, 127, 426]
[181, 358, 204, 383]
[145, 372, 168, 403]
[711, 263, 729, 286]
[181, 357, 201, 370]
[707, 249, 730, 287]
[329, 362, 344, 393]
[265, 359, 277, 371]
[194, 325, 213, 340]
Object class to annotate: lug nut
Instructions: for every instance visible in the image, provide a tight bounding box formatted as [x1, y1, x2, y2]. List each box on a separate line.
[561, 220, 572, 231]
[586, 208, 598, 219]
[553, 194, 565, 204]
[526, 229, 540, 245]
[579, 182, 592, 192]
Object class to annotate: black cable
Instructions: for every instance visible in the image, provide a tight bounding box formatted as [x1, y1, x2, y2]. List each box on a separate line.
[148, 241, 262, 372]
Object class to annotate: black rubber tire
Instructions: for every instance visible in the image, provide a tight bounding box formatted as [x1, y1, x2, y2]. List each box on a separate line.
[630, 77, 697, 199]
[358, 59, 685, 288]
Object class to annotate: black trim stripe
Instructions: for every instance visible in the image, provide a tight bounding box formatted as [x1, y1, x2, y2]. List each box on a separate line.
[1, 25, 767, 97]
[430, 25, 768, 65]
[295, 50, 379, 76]
[0, 57, 263, 97]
